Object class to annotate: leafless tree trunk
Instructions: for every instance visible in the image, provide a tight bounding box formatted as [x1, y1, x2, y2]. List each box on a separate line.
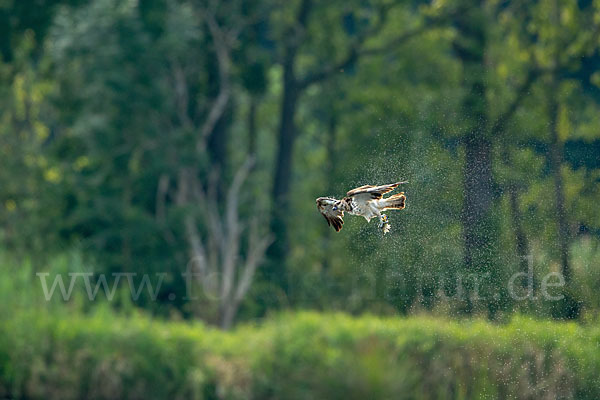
[177, 159, 273, 329]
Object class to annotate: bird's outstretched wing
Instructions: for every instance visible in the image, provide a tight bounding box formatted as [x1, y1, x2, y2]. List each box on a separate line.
[346, 181, 408, 200]
[316, 197, 344, 232]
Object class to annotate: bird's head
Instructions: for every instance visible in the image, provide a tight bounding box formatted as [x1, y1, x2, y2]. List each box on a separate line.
[316, 197, 337, 211]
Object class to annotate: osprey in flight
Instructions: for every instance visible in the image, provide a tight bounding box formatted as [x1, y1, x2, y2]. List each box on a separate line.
[316, 181, 407, 234]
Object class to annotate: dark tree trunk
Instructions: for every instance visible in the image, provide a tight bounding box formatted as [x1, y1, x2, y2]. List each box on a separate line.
[266, 57, 299, 291]
[453, 3, 501, 315]
[462, 134, 494, 271]
[265, 0, 312, 293]
[272, 68, 298, 205]
[548, 83, 571, 283]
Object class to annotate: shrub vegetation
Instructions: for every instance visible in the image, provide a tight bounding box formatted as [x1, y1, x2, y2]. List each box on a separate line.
[2, 310, 599, 400]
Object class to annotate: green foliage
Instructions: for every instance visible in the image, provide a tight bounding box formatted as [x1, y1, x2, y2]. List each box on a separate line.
[1, 0, 600, 322]
[1, 309, 600, 399]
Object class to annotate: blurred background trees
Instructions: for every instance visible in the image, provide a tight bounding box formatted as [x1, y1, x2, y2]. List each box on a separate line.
[1, 0, 600, 327]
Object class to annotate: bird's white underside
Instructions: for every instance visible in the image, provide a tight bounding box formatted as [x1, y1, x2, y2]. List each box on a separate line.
[348, 194, 381, 222]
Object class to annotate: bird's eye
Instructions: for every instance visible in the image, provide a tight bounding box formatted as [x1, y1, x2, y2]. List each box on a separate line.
[332, 206, 338, 211]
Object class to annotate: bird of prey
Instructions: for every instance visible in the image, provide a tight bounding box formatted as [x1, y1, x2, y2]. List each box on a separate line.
[316, 181, 408, 234]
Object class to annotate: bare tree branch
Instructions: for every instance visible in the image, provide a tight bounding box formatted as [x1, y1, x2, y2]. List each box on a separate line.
[184, 215, 209, 279]
[197, 9, 235, 151]
[235, 218, 273, 303]
[221, 158, 254, 304]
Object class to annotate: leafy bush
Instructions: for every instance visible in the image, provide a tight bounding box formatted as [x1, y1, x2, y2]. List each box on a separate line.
[1, 310, 600, 399]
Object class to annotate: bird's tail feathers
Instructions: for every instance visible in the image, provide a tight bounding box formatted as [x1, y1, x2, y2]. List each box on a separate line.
[381, 193, 406, 210]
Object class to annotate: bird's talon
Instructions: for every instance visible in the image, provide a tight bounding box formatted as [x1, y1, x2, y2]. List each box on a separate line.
[381, 223, 391, 235]
[378, 214, 388, 228]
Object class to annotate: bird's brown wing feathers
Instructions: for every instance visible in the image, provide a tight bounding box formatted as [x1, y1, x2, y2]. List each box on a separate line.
[322, 212, 344, 232]
[316, 198, 345, 232]
[346, 181, 408, 200]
